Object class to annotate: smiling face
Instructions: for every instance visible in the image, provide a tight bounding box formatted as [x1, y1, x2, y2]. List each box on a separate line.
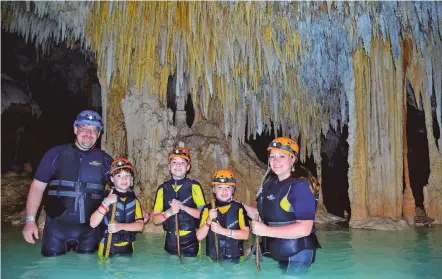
[168, 157, 190, 179]
[269, 149, 296, 181]
[212, 184, 235, 202]
[110, 169, 133, 192]
[74, 124, 100, 150]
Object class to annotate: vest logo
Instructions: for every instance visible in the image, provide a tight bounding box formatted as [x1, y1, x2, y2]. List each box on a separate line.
[89, 161, 101, 167]
[182, 195, 192, 204]
[266, 194, 276, 201]
[116, 212, 120, 217]
[227, 220, 238, 229]
[127, 209, 135, 216]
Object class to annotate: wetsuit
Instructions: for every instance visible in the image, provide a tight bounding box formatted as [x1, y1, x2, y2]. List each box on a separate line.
[153, 178, 206, 257]
[257, 176, 320, 275]
[34, 143, 112, 256]
[97, 189, 143, 257]
[199, 200, 249, 262]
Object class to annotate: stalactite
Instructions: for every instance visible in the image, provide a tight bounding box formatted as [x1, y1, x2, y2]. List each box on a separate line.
[2, 1, 442, 223]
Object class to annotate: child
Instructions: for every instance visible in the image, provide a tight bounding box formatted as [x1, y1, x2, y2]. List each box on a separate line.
[151, 146, 206, 257]
[90, 158, 144, 258]
[196, 169, 250, 262]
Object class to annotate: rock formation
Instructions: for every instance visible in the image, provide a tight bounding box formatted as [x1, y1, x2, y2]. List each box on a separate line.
[2, 2, 442, 227]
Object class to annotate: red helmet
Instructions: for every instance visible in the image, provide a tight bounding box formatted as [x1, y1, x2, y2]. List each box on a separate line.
[267, 137, 299, 157]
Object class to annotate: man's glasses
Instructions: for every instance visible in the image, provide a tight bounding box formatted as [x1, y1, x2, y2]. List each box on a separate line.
[77, 125, 99, 134]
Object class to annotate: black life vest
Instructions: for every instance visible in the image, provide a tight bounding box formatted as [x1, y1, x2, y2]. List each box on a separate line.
[206, 201, 244, 260]
[257, 176, 320, 262]
[44, 144, 109, 224]
[101, 190, 138, 244]
[160, 178, 199, 231]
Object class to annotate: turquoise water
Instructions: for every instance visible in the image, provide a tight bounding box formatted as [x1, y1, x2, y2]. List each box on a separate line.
[2, 226, 441, 279]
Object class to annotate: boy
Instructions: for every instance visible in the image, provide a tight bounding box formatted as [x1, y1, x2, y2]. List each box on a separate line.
[196, 169, 250, 262]
[151, 146, 206, 257]
[90, 158, 144, 258]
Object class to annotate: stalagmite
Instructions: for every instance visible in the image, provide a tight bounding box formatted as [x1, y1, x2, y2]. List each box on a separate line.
[348, 48, 370, 221]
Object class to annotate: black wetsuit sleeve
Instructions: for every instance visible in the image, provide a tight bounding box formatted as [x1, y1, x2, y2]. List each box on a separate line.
[34, 146, 60, 183]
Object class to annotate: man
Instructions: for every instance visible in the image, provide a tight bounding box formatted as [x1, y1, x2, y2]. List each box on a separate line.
[22, 110, 114, 256]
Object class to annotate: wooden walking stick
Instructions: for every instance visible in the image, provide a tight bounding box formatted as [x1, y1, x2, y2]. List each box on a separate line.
[175, 213, 181, 260]
[104, 202, 118, 259]
[211, 199, 219, 261]
[255, 213, 261, 272]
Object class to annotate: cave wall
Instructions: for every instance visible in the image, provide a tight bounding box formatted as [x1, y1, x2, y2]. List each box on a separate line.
[2, 2, 442, 225]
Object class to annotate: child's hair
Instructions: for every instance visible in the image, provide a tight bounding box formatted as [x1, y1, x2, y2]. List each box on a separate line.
[292, 165, 321, 195]
[111, 168, 133, 177]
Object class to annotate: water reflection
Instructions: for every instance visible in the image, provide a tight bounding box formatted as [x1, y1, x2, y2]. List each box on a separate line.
[1, 226, 441, 279]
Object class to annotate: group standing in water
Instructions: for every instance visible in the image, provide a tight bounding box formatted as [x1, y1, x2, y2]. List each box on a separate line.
[22, 110, 321, 276]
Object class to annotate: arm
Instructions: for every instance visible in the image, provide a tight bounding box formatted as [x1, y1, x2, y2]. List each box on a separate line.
[23, 147, 58, 244]
[151, 187, 168, 225]
[90, 190, 117, 228]
[211, 223, 250, 240]
[234, 207, 250, 240]
[22, 179, 47, 244]
[89, 206, 107, 228]
[211, 206, 250, 240]
[152, 210, 167, 225]
[114, 220, 144, 232]
[25, 179, 47, 219]
[253, 220, 313, 239]
[196, 207, 210, 241]
[252, 180, 315, 239]
[142, 208, 150, 223]
[181, 205, 201, 219]
[185, 182, 205, 219]
[242, 203, 259, 220]
[152, 204, 180, 225]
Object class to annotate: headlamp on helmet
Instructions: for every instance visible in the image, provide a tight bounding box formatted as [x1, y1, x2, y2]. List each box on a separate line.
[267, 137, 299, 157]
[212, 169, 236, 187]
[110, 158, 135, 176]
[73, 110, 104, 132]
[168, 147, 191, 164]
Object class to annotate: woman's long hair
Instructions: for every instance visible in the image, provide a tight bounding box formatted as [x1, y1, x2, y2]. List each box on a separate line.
[292, 165, 321, 195]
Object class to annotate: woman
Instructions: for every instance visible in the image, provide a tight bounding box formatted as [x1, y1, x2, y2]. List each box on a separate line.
[243, 137, 320, 275]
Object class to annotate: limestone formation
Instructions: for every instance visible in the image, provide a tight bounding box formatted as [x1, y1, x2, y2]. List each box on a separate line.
[350, 217, 410, 231]
[2, 1, 442, 225]
[1, 172, 31, 226]
[315, 211, 347, 225]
